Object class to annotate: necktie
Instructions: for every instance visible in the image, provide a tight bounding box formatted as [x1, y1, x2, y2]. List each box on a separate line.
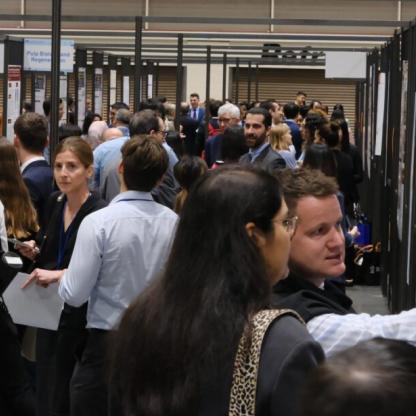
[192, 109, 197, 120]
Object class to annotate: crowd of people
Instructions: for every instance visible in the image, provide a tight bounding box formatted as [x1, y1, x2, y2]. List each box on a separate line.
[0, 91, 415, 416]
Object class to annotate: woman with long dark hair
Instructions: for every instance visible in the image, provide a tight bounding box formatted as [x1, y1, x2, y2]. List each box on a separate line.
[111, 166, 323, 416]
[0, 137, 39, 242]
[18, 137, 106, 416]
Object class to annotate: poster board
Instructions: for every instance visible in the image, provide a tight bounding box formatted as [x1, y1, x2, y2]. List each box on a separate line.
[6, 65, 21, 140]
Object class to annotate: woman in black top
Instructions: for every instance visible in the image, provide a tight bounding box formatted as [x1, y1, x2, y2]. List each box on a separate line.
[19, 137, 106, 416]
[111, 166, 324, 416]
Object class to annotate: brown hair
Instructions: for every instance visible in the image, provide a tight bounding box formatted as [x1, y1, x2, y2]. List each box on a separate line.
[53, 136, 93, 168]
[0, 138, 39, 238]
[269, 123, 292, 151]
[121, 135, 168, 192]
[14, 112, 48, 153]
[278, 167, 338, 213]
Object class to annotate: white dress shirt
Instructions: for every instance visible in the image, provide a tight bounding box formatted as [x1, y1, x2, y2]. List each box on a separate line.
[20, 156, 46, 173]
[59, 190, 178, 330]
[307, 308, 416, 357]
[0, 200, 8, 252]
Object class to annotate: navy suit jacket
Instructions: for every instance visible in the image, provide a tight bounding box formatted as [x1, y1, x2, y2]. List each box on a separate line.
[239, 144, 286, 172]
[188, 107, 205, 125]
[22, 160, 53, 228]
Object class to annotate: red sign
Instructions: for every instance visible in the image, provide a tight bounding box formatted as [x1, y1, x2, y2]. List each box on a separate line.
[8, 65, 21, 82]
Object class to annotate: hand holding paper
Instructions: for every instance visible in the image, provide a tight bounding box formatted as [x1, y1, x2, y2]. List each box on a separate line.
[22, 268, 64, 289]
[3, 272, 64, 330]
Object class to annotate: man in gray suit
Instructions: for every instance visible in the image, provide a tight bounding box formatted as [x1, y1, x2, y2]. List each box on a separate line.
[239, 107, 286, 171]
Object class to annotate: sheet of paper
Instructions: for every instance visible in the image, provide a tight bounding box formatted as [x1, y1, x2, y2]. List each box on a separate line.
[3, 272, 64, 331]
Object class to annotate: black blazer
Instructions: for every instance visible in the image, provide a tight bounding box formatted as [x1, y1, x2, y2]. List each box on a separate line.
[34, 191, 107, 329]
[239, 144, 286, 172]
[22, 160, 53, 228]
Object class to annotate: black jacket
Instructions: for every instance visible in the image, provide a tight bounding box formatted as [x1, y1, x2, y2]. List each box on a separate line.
[271, 273, 355, 323]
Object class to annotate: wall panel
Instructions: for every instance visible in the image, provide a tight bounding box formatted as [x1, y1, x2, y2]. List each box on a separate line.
[232, 68, 357, 134]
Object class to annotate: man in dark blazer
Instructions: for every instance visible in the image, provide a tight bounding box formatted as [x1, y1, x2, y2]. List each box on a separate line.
[239, 107, 286, 172]
[180, 102, 200, 156]
[14, 112, 53, 227]
[187, 93, 205, 126]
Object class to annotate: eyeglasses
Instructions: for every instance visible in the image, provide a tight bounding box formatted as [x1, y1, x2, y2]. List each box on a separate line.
[274, 216, 298, 234]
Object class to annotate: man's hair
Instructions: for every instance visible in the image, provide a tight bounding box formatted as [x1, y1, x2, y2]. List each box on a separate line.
[278, 168, 338, 213]
[246, 107, 272, 129]
[14, 112, 48, 153]
[42, 98, 62, 117]
[111, 101, 129, 111]
[180, 102, 190, 116]
[218, 103, 240, 119]
[190, 93, 200, 99]
[115, 108, 131, 125]
[129, 110, 160, 136]
[121, 135, 168, 192]
[283, 102, 300, 119]
[301, 338, 416, 416]
[297, 91, 307, 97]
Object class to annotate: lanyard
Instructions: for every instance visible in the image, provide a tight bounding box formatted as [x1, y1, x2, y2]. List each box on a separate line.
[56, 203, 76, 269]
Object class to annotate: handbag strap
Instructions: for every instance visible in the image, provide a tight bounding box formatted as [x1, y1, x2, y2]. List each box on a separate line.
[228, 309, 304, 416]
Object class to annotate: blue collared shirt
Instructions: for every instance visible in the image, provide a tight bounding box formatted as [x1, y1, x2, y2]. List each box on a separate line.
[58, 190, 178, 330]
[248, 142, 270, 162]
[93, 136, 129, 189]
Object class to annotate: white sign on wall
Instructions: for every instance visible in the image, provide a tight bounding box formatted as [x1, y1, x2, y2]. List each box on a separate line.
[94, 68, 103, 116]
[77, 67, 86, 128]
[0, 43, 4, 74]
[34, 74, 46, 115]
[110, 69, 117, 105]
[24, 39, 74, 73]
[123, 76, 130, 107]
[325, 52, 367, 79]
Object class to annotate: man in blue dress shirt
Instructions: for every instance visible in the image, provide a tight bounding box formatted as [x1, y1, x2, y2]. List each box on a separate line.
[58, 135, 178, 416]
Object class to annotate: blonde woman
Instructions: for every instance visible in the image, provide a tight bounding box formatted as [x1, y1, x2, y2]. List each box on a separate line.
[269, 123, 297, 168]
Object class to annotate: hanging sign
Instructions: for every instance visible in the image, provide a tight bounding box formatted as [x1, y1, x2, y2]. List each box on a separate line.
[24, 39, 74, 72]
[6, 65, 21, 140]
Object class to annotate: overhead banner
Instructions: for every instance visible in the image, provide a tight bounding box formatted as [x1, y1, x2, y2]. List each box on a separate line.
[6, 65, 21, 140]
[24, 39, 74, 73]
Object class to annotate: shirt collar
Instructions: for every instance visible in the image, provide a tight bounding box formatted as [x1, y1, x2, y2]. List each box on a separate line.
[20, 156, 46, 173]
[110, 190, 154, 205]
[249, 142, 269, 161]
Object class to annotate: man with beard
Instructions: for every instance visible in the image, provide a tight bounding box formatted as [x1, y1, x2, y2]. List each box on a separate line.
[239, 107, 286, 171]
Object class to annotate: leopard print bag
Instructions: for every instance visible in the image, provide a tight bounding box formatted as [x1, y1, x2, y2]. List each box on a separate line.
[228, 309, 304, 416]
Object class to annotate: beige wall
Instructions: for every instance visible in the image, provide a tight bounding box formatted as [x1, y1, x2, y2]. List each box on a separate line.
[185, 63, 230, 102]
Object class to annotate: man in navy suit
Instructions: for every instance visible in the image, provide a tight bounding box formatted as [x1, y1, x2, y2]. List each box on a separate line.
[239, 107, 286, 172]
[188, 93, 205, 126]
[14, 112, 53, 227]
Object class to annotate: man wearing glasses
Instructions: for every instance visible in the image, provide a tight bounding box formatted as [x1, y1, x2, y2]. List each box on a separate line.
[204, 103, 241, 167]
